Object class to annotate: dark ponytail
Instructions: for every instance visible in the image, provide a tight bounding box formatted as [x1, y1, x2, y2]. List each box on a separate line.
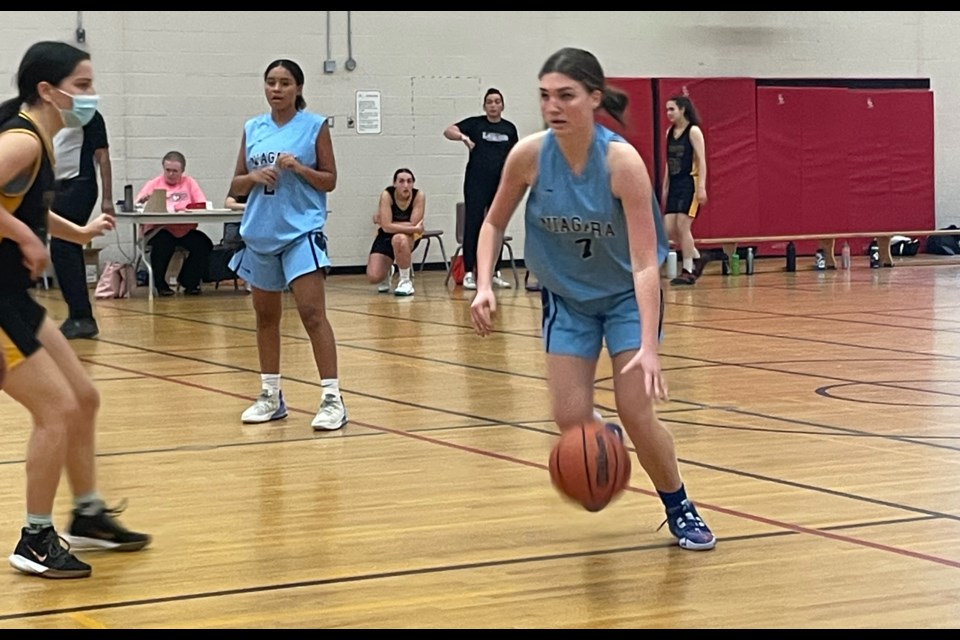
[264, 59, 307, 111]
[539, 47, 628, 126]
[0, 41, 90, 125]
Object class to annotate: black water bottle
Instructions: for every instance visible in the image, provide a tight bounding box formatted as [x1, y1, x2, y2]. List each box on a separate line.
[869, 239, 880, 269]
[785, 242, 797, 272]
[123, 184, 134, 212]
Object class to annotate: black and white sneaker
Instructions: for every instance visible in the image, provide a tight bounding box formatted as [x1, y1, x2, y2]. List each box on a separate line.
[9, 527, 92, 579]
[64, 502, 152, 552]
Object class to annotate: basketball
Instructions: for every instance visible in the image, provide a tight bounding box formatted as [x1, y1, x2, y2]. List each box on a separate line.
[549, 420, 632, 512]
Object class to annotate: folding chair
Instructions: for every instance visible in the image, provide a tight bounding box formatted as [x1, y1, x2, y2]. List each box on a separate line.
[444, 201, 520, 287]
[416, 229, 450, 275]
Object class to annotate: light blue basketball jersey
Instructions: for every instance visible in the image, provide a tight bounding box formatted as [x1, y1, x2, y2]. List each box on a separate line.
[240, 110, 328, 254]
[524, 124, 668, 303]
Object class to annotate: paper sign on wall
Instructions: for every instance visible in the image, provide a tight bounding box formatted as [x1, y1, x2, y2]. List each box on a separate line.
[356, 90, 381, 135]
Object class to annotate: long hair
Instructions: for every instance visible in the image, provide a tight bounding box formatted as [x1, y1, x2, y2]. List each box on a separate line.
[0, 41, 90, 125]
[539, 47, 628, 126]
[264, 59, 306, 111]
[668, 95, 702, 128]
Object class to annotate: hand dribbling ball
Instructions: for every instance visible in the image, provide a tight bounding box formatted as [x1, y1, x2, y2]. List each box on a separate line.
[549, 420, 631, 512]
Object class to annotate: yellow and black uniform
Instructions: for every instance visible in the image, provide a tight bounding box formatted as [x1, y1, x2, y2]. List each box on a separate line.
[0, 112, 56, 371]
[665, 124, 701, 218]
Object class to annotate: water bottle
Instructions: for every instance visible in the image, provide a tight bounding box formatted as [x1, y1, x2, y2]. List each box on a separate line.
[815, 249, 826, 271]
[785, 242, 797, 272]
[746, 247, 755, 275]
[730, 253, 740, 275]
[666, 250, 678, 279]
[869, 239, 880, 269]
[123, 184, 134, 212]
[841, 242, 851, 270]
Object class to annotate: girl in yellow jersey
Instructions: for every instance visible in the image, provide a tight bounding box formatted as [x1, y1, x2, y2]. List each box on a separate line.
[0, 41, 150, 580]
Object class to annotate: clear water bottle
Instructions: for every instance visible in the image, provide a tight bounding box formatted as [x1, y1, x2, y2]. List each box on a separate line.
[841, 242, 851, 270]
[785, 242, 797, 272]
[746, 247, 755, 275]
[666, 250, 678, 279]
[869, 239, 880, 269]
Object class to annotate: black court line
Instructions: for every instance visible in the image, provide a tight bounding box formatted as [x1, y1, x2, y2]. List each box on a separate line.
[816, 379, 960, 407]
[48, 358, 960, 548]
[77, 321, 960, 458]
[668, 321, 960, 361]
[0, 514, 944, 623]
[76, 303, 960, 455]
[13, 347, 960, 522]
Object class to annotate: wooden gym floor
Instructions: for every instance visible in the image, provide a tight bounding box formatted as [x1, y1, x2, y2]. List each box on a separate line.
[1, 256, 959, 628]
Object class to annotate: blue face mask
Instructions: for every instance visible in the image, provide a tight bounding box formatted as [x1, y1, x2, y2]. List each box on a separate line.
[58, 89, 99, 128]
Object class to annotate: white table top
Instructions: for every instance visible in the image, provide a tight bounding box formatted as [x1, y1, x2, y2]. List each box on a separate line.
[115, 209, 243, 224]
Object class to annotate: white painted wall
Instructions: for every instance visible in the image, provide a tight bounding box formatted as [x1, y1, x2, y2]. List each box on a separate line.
[1, 11, 956, 267]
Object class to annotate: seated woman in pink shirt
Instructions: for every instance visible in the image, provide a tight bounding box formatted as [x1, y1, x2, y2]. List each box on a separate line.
[136, 150, 213, 296]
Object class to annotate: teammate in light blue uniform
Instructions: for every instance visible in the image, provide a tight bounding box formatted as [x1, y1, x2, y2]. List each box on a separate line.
[228, 58, 347, 432]
[470, 47, 716, 551]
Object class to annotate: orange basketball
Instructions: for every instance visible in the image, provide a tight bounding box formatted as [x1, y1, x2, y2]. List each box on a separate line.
[549, 421, 632, 512]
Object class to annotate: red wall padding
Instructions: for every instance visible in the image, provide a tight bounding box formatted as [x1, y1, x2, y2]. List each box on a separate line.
[591, 79, 934, 258]
[656, 78, 760, 241]
[757, 88, 852, 255]
[759, 88, 934, 256]
[602, 78, 655, 184]
[849, 89, 935, 234]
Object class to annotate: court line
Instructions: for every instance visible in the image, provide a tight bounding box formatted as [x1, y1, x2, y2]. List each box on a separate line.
[0, 515, 940, 623]
[29, 355, 960, 573]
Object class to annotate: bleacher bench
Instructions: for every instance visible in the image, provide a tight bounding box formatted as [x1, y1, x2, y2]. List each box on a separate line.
[693, 229, 960, 269]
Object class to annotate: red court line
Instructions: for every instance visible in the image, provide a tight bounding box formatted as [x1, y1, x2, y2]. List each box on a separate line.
[90, 359, 960, 570]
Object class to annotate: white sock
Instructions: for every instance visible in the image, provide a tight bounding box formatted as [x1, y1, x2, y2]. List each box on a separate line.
[321, 378, 341, 399]
[261, 373, 281, 394]
[399, 267, 411, 281]
[683, 257, 694, 273]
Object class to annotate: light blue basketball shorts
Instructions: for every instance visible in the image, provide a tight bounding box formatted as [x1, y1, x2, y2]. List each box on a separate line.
[229, 230, 331, 292]
[540, 287, 664, 359]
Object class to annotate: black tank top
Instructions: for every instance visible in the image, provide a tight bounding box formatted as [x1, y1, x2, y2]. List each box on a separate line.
[386, 186, 418, 223]
[0, 112, 55, 292]
[666, 125, 696, 183]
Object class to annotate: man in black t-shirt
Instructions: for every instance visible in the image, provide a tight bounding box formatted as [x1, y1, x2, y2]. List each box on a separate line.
[51, 110, 114, 339]
[444, 88, 518, 290]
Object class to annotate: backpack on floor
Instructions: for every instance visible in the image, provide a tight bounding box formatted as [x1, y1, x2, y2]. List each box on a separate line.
[94, 262, 135, 299]
[451, 255, 466, 285]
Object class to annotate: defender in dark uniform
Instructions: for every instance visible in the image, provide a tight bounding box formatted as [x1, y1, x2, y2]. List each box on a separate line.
[661, 95, 708, 286]
[0, 41, 150, 580]
[366, 167, 425, 296]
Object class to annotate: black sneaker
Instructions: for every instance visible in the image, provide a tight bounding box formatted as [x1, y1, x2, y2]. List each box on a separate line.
[692, 255, 711, 279]
[670, 269, 697, 286]
[60, 317, 99, 340]
[8, 527, 92, 579]
[65, 502, 152, 552]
